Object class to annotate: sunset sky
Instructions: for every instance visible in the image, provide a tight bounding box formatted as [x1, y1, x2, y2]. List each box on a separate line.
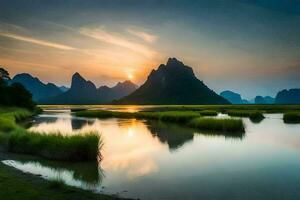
[0, 0, 299, 98]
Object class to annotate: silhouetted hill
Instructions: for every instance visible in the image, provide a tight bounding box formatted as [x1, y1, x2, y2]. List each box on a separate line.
[116, 58, 229, 105]
[220, 90, 249, 104]
[98, 80, 138, 102]
[59, 86, 69, 92]
[275, 89, 300, 104]
[41, 73, 137, 104]
[255, 95, 274, 104]
[10, 73, 62, 102]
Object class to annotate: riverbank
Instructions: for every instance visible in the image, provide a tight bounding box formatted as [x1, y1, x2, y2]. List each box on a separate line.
[0, 160, 125, 200]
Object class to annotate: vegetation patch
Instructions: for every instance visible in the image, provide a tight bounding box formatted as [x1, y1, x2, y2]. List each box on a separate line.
[8, 131, 101, 161]
[0, 107, 101, 162]
[283, 112, 300, 123]
[199, 110, 218, 116]
[226, 110, 265, 122]
[249, 111, 265, 123]
[189, 117, 245, 133]
[76, 110, 201, 123]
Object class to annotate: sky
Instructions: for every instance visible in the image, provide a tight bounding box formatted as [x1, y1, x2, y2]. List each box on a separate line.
[0, 0, 299, 99]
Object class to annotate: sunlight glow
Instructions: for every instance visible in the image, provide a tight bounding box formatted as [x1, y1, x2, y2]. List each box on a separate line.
[128, 74, 134, 80]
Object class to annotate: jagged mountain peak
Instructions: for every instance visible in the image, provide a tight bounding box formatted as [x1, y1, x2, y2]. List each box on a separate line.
[116, 58, 229, 105]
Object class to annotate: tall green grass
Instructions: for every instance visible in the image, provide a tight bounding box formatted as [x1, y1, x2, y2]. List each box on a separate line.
[283, 112, 300, 123]
[199, 110, 218, 116]
[0, 107, 101, 161]
[76, 110, 201, 123]
[226, 110, 264, 122]
[0, 108, 33, 131]
[8, 130, 101, 161]
[189, 117, 245, 133]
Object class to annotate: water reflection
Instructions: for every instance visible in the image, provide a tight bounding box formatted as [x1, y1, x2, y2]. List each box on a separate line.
[6, 110, 300, 200]
[2, 159, 104, 191]
[146, 120, 194, 151]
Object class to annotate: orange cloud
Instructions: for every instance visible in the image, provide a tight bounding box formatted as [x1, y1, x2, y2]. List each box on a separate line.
[0, 32, 75, 50]
[127, 28, 158, 43]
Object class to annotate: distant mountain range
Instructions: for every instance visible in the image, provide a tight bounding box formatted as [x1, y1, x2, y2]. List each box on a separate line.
[11, 72, 137, 104]
[255, 96, 274, 104]
[220, 91, 249, 104]
[116, 58, 229, 104]
[220, 90, 276, 105]
[9, 58, 300, 105]
[10, 73, 63, 102]
[275, 89, 300, 104]
[40, 72, 137, 104]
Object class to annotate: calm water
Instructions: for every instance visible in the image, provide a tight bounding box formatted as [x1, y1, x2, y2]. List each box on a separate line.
[3, 107, 300, 200]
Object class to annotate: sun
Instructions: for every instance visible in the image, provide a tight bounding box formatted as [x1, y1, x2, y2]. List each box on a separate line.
[128, 74, 134, 80]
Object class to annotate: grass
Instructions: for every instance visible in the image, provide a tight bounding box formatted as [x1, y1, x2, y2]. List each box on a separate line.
[0, 108, 33, 131]
[76, 110, 245, 134]
[0, 107, 102, 162]
[199, 110, 218, 116]
[0, 162, 127, 200]
[249, 111, 265, 123]
[76, 110, 201, 123]
[189, 117, 245, 133]
[226, 110, 265, 122]
[7, 131, 101, 161]
[40, 104, 300, 113]
[283, 112, 300, 123]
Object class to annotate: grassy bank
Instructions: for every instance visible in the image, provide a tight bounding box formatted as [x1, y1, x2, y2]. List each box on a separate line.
[0, 161, 126, 200]
[76, 110, 245, 133]
[189, 118, 245, 133]
[0, 107, 101, 162]
[8, 131, 101, 161]
[283, 112, 300, 123]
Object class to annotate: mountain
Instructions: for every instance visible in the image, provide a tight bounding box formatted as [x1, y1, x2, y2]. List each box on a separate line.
[41, 72, 137, 104]
[275, 89, 300, 104]
[98, 80, 138, 102]
[220, 90, 249, 104]
[116, 58, 229, 105]
[254, 95, 274, 104]
[10, 73, 62, 102]
[59, 86, 69, 92]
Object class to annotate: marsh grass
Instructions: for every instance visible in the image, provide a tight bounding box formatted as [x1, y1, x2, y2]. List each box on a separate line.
[0, 107, 101, 161]
[198, 110, 218, 116]
[283, 112, 300, 123]
[249, 111, 265, 123]
[8, 130, 101, 161]
[76, 110, 201, 123]
[76, 110, 245, 134]
[189, 117, 245, 133]
[226, 110, 265, 122]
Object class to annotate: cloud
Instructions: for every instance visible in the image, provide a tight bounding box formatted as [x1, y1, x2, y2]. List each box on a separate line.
[0, 32, 75, 50]
[127, 28, 158, 43]
[79, 27, 156, 58]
